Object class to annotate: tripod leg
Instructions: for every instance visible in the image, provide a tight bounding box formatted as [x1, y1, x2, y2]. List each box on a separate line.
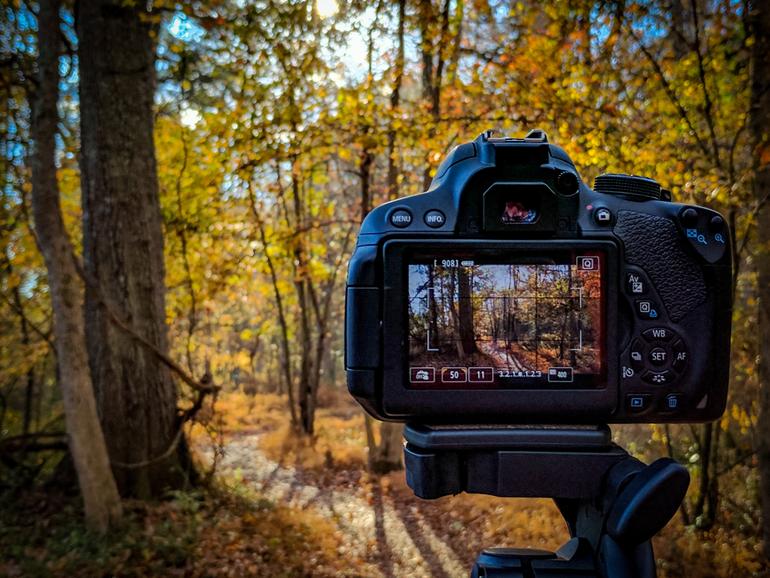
[598, 535, 656, 578]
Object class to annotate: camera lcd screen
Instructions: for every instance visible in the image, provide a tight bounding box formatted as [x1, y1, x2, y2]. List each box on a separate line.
[407, 250, 605, 389]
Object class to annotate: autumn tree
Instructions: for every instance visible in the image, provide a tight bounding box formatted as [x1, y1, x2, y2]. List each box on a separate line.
[78, 0, 189, 496]
[29, 0, 122, 530]
[748, 0, 770, 561]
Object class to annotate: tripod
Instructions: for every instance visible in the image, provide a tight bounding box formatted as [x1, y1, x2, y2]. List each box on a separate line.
[403, 424, 689, 578]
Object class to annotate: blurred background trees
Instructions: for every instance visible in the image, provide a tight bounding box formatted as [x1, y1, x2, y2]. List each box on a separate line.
[0, 0, 768, 571]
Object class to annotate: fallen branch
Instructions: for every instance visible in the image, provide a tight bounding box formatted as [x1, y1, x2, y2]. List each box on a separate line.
[0, 431, 68, 453]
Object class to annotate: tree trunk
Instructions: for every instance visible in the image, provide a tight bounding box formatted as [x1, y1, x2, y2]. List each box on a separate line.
[457, 267, 475, 357]
[386, 0, 405, 201]
[78, 0, 186, 497]
[370, 422, 404, 474]
[749, 0, 770, 561]
[30, 0, 122, 531]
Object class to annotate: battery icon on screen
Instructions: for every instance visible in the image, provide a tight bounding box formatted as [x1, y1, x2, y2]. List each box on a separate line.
[460, 260, 474, 267]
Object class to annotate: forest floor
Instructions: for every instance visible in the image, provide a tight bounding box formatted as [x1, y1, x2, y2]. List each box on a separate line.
[197, 392, 568, 577]
[196, 392, 767, 578]
[1, 391, 765, 577]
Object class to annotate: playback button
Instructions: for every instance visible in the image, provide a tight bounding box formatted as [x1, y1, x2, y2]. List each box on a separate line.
[626, 394, 651, 413]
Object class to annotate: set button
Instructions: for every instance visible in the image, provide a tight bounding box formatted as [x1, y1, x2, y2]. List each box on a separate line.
[648, 347, 668, 366]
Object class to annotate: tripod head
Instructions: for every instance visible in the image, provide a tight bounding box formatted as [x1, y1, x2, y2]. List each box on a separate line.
[403, 424, 689, 578]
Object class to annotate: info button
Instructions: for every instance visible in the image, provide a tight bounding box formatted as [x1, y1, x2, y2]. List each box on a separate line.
[424, 210, 446, 228]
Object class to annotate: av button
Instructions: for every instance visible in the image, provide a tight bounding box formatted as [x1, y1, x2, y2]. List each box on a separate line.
[389, 208, 412, 228]
[642, 370, 675, 385]
[626, 272, 647, 295]
[424, 210, 446, 228]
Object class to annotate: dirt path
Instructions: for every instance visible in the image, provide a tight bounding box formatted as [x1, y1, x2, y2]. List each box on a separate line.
[201, 434, 469, 577]
[477, 340, 531, 372]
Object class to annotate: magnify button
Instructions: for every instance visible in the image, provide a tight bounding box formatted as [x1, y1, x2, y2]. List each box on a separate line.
[697, 234, 707, 245]
[715, 233, 725, 244]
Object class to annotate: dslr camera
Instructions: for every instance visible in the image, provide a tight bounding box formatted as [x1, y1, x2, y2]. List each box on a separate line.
[345, 130, 732, 424]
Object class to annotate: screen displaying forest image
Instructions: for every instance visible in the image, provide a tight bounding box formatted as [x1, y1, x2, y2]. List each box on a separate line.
[408, 255, 603, 387]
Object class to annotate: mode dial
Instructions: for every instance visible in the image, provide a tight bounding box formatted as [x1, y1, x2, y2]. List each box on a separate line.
[594, 173, 663, 201]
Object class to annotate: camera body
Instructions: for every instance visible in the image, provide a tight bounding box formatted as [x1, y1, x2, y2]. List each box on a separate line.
[345, 130, 732, 424]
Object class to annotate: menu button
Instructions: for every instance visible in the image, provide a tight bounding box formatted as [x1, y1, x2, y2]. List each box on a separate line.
[390, 209, 412, 228]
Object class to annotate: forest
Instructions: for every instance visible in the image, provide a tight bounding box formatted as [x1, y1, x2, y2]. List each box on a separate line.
[1, 0, 769, 576]
[407, 261, 602, 378]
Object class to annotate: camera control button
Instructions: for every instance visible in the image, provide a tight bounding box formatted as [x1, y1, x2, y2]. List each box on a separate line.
[424, 210, 446, 228]
[635, 299, 661, 320]
[642, 327, 674, 343]
[648, 347, 668, 366]
[389, 208, 412, 228]
[642, 369, 675, 385]
[626, 394, 652, 413]
[594, 207, 613, 226]
[672, 340, 688, 372]
[629, 339, 645, 370]
[681, 208, 699, 228]
[662, 393, 683, 413]
[625, 272, 647, 295]
[709, 214, 725, 232]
